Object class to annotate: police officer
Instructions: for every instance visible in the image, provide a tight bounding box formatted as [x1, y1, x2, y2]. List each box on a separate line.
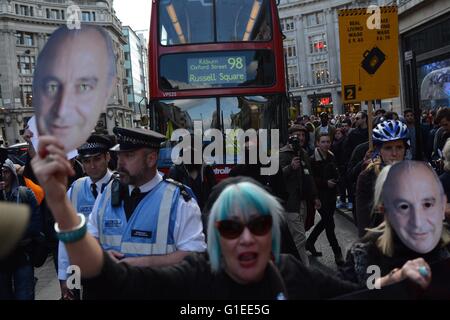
[88, 127, 206, 268]
[58, 134, 114, 299]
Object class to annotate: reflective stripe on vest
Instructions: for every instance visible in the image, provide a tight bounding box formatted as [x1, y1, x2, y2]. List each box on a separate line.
[102, 235, 122, 247]
[98, 182, 113, 245]
[121, 243, 176, 256]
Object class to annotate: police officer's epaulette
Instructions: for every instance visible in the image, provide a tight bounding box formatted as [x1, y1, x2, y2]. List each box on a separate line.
[163, 177, 192, 202]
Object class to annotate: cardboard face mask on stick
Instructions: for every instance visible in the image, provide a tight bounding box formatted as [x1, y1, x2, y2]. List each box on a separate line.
[382, 161, 446, 254]
[33, 25, 116, 152]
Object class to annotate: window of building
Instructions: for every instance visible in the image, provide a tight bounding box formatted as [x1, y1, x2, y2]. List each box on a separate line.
[283, 39, 297, 58]
[307, 12, 324, 26]
[47, 9, 62, 19]
[17, 56, 35, 75]
[16, 5, 33, 16]
[43, 34, 51, 43]
[281, 18, 295, 32]
[309, 34, 327, 54]
[288, 66, 299, 88]
[21, 5, 28, 16]
[16, 32, 34, 46]
[124, 53, 130, 61]
[20, 85, 33, 108]
[311, 62, 329, 85]
[82, 11, 95, 22]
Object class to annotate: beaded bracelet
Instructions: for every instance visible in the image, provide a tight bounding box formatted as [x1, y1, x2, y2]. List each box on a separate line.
[54, 213, 87, 243]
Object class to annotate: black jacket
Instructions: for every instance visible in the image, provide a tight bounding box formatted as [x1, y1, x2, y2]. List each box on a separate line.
[229, 164, 288, 203]
[279, 145, 318, 212]
[339, 232, 450, 287]
[167, 164, 216, 211]
[343, 128, 369, 167]
[85, 252, 359, 300]
[309, 149, 339, 204]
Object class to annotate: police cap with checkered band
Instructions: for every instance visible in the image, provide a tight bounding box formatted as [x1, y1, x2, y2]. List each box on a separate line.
[111, 127, 166, 152]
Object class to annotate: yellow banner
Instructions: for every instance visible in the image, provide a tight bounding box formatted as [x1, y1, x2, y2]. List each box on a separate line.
[338, 6, 399, 102]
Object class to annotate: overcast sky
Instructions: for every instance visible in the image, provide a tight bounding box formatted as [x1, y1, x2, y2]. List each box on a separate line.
[113, 0, 151, 33]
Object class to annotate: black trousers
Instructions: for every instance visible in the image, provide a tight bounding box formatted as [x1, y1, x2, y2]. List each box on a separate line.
[307, 201, 340, 252]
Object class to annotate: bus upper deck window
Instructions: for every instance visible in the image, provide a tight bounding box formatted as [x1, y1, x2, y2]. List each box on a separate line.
[159, 0, 214, 45]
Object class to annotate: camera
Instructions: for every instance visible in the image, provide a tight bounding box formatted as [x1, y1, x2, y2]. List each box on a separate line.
[288, 135, 301, 154]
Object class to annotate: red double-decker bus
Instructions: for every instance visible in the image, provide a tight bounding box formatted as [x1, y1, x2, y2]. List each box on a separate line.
[148, 0, 289, 178]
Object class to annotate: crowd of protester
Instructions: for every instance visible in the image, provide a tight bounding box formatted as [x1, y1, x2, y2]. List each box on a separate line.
[1, 105, 449, 300]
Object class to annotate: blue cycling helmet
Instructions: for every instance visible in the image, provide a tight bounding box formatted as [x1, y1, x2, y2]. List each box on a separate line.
[372, 120, 409, 145]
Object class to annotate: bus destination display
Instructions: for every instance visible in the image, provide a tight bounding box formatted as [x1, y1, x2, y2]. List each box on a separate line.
[187, 56, 247, 85]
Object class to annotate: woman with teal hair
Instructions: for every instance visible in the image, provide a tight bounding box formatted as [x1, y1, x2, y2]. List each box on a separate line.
[206, 179, 284, 284]
[31, 138, 434, 299]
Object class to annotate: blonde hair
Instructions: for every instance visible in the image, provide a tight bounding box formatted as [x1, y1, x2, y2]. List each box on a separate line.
[443, 137, 450, 171]
[369, 160, 450, 256]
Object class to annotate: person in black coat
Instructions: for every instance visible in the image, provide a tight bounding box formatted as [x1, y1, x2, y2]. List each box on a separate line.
[306, 133, 344, 266]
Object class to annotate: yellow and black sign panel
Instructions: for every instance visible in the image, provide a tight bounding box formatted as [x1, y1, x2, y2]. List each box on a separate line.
[338, 6, 399, 102]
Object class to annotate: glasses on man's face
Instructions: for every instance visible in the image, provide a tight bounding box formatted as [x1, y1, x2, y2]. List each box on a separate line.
[215, 215, 273, 239]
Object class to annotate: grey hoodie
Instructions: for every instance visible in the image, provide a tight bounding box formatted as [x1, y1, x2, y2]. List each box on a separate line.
[2, 158, 19, 198]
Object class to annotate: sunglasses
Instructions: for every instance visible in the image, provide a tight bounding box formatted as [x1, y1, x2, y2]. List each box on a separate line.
[215, 215, 273, 239]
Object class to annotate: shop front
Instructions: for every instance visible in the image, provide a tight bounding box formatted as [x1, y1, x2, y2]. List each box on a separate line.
[310, 93, 333, 115]
[401, 12, 450, 110]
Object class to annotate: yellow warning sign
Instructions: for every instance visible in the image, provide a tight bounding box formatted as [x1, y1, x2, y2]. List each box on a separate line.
[338, 6, 399, 102]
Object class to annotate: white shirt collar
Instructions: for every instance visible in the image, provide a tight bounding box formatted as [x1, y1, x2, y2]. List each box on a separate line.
[92, 169, 113, 193]
[128, 172, 163, 195]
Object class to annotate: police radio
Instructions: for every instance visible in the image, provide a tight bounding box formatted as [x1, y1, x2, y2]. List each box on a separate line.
[110, 178, 122, 207]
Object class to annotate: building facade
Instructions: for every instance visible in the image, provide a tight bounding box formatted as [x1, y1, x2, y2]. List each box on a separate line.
[396, 0, 450, 111]
[122, 26, 148, 127]
[138, 32, 149, 100]
[278, 0, 400, 116]
[0, 0, 131, 146]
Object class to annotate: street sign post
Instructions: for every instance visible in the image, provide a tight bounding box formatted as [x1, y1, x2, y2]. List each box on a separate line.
[338, 6, 399, 103]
